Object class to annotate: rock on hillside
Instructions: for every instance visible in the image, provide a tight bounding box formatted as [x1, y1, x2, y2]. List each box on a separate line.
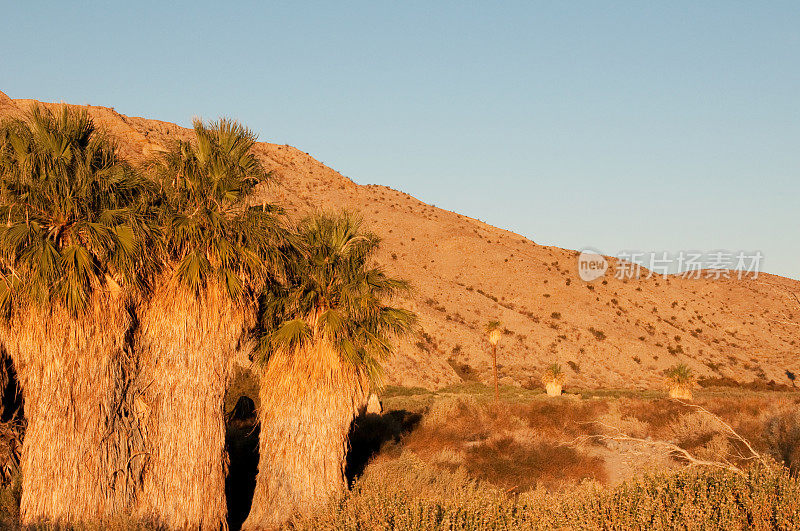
[1, 92, 798, 391]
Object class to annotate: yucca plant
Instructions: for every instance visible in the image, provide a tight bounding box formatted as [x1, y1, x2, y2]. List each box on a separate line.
[485, 320, 502, 402]
[0, 104, 155, 525]
[541, 363, 565, 397]
[665, 363, 695, 400]
[242, 212, 416, 529]
[137, 118, 285, 530]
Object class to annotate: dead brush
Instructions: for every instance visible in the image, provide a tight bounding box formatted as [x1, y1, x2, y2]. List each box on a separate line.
[576, 401, 770, 476]
[0, 422, 21, 485]
[403, 396, 604, 492]
[515, 399, 609, 439]
[464, 435, 606, 492]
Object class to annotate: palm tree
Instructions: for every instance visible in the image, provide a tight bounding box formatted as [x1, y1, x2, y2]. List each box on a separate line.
[485, 320, 502, 402]
[541, 363, 565, 397]
[243, 212, 416, 529]
[0, 104, 155, 525]
[665, 363, 695, 400]
[137, 118, 284, 530]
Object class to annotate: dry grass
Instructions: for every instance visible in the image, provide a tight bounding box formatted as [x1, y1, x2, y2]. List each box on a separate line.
[400, 395, 606, 492]
[0, 383, 799, 528]
[294, 452, 800, 530]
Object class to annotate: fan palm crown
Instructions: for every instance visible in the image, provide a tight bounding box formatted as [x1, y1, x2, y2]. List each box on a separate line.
[150, 118, 281, 299]
[0, 104, 155, 316]
[258, 211, 416, 383]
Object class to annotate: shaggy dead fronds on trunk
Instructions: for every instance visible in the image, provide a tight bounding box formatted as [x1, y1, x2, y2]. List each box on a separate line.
[0, 295, 145, 526]
[244, 339, 368, 529]
[244, 212, 415, 530]
[137, 281, 253, 531]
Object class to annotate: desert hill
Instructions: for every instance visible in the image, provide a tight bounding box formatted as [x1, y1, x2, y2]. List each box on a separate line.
[1, 90, 798, 390]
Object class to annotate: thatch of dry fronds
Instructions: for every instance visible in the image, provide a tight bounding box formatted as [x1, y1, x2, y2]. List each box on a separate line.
[242, 339, 369, 530]
[136, 281, 253, 531]
[541, 363, 565, 397]
[666, 364, 695, 400]
[0, 294, 145, 526]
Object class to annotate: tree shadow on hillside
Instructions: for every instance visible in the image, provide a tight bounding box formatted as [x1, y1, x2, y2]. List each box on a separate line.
[346, 409, 421, 485]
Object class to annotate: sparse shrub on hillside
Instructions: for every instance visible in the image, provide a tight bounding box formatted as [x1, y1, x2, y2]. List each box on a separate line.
[447, 359, 480, 383]
[666, 363, 695, 400]
[588, 327, 606, 341]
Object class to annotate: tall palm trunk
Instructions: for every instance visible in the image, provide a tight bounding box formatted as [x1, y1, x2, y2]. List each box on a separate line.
[137, 280, 252, 530]
[243, 340, 368, 530]
[0, 295, 144, 526]
[492, 344, 499, 403]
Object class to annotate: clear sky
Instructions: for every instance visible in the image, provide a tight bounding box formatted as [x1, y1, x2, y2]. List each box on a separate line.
[2, 2, 798, 279]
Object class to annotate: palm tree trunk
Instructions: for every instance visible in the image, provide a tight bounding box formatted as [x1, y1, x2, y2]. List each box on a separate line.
[243, 340, 368, 530]
[0, 296, 144, 526]
[492, 344, 499, 403]
[137, 281, 252, 531]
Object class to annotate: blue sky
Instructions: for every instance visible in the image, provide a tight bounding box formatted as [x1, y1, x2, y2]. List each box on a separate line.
[2, 2, 798, 278]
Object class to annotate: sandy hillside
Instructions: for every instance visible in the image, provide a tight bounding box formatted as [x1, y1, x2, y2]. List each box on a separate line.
[1, 90, 798, 390]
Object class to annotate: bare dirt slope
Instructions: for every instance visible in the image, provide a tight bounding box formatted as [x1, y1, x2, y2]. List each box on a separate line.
[2, 91, 798, 390]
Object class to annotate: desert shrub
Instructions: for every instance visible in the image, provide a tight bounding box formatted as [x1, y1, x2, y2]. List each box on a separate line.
[669, 411, 725, 457]
[447, 359, 480, 383]
[346, 410, 421, 483]
[617, 398, 692, 438]
[402, 397, 605, 491]
[464, 436, 605, 491]
[516, 400, 608, 438]
[0, 474, 20, 529]
[295, 455, 800, 530]
[405, 396, 518, 453]
[588, 327, 606, 340]
[763, 411, 800, 475]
